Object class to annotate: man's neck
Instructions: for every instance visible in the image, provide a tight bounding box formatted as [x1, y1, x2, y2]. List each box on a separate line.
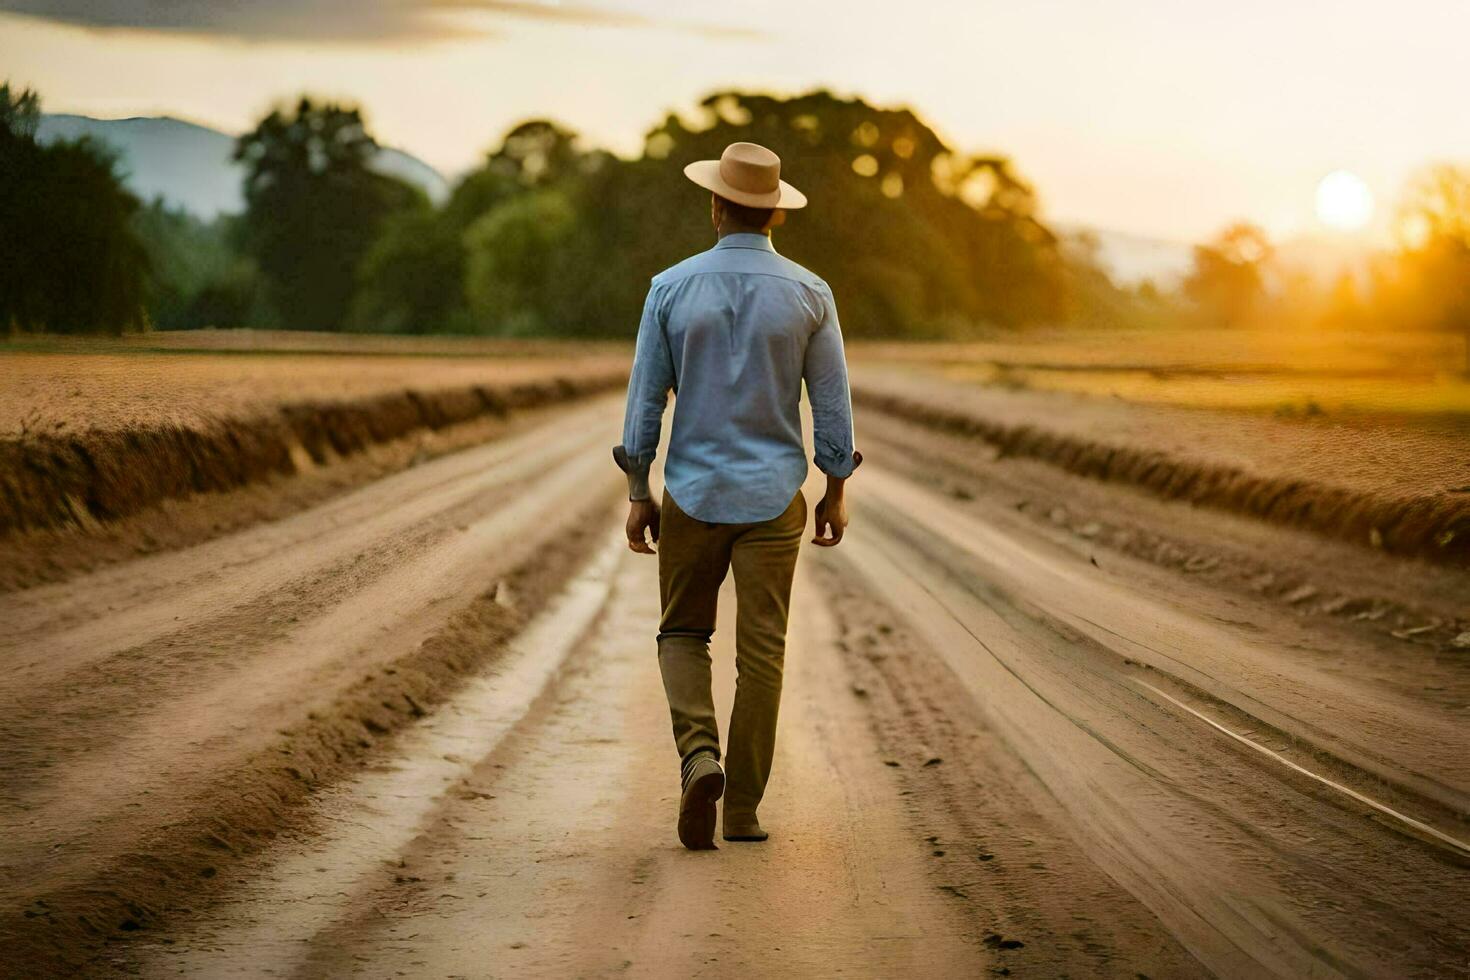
[717, 226, 771, 240]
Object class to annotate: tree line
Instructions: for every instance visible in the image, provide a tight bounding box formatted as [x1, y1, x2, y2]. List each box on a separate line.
[1174, 184, 1470, 369]
[0, 84, 1092, 337]
[235, 90, 1080, 338]
[3, 81, 1469, 360]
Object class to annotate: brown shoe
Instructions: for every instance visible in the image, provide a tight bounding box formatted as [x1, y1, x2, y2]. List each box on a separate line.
[678, 754, 725, 851]
[722, 813, 768, 842]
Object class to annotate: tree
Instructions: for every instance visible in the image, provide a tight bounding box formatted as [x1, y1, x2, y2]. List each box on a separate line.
[352, 204, 467, 333]
[463, 190, 577, 334]
[348, 120, 594, 334]
[344, 90, 1073, 338]
[1394, 164, 1470, 372]
[235, 97, 421, 330]
[1401, 164, 1470, 246]
[484, 89, 1069, 338]
[1183, 223, 1273, 326]
[0, 81, 39, 138]
[131, 199, 258, 329]
[622, 90, 1065, 335]
[478, 119, 583, 191]
[0, 83, 149, 334]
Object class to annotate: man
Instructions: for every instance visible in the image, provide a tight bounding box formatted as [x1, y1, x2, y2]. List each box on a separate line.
[613, 141, 859, 851]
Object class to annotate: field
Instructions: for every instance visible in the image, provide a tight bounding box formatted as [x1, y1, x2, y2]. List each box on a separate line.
[6, 325, 1463, 431]
[5, 327, 1466, 559]
[857, 327, 1470, 418]
[0, 333, 628, 589]
[0, 330, 625, 437]
[2, 328, 1468, 976]
[850, 327, 1470, 566]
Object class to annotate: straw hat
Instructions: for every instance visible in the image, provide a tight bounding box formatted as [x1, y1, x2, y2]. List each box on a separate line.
[683, 141, 808, 210]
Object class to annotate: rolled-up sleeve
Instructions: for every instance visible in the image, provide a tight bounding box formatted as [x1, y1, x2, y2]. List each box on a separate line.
[613, 283, 674, 499]
[803, 285, 858, 479]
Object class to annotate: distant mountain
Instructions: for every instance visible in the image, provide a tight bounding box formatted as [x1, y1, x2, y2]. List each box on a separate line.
[1065, 224, 1381, 289]
[37, 114, 451, 217]
[1059, 223, 1194, 287]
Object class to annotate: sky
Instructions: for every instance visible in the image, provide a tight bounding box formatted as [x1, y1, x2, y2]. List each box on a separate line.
[3, 0, 1468, 243]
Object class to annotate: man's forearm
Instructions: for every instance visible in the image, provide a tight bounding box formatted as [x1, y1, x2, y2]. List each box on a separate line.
[820, 448, 861, 500]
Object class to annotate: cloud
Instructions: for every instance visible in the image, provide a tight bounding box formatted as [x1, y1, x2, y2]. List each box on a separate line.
[433, 1, 765, 39]
[0, 0, 766, 42]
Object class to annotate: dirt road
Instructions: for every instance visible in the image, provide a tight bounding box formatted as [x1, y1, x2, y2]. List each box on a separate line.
[3, 396, 1467, 977]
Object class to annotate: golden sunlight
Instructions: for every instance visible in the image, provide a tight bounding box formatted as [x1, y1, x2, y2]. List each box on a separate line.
[1315, 170, 1374, 231]
[7, 4, 1470, 974]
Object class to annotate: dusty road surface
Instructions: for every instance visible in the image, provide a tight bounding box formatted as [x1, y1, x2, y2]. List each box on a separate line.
[3, 393, 1468, 978]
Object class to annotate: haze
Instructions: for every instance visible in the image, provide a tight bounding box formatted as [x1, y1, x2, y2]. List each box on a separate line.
[2, 0, 1468, 241]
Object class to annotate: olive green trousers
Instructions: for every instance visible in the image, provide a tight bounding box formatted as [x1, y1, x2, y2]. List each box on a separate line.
[656, 488, 806, 820]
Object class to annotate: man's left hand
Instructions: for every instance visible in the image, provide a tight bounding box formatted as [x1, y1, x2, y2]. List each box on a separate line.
[626, 499, 660, 554]
[812, 493, 848, 547]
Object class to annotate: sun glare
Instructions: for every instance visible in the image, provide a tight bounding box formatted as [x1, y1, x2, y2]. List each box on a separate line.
[1315, 170, 1373, 231]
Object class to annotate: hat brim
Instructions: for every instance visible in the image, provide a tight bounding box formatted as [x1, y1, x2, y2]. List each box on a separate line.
[683, 159, 808, 210]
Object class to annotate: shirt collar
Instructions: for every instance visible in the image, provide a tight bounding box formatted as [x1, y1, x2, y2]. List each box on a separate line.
[714, 232, 776, 253]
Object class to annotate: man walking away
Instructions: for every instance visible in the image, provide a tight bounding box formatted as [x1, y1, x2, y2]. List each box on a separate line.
[613, 141, 860, 851]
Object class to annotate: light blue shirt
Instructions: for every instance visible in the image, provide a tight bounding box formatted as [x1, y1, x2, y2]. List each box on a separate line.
[616, 233, 857, 524]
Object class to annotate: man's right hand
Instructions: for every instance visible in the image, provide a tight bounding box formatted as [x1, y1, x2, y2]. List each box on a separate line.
[626, 499, 660, 554]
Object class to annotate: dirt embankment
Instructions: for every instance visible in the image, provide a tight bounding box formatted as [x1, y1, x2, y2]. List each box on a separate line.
[0, 374, 623, 541]
[854, 387, 1470, 567]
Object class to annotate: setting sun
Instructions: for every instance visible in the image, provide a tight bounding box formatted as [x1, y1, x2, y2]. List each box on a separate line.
[1316, 170, 1374, 231]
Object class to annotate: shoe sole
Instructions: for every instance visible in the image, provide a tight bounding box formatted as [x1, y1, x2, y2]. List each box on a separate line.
[722, 832, 768, 843]
[678, 769, 725, 851]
